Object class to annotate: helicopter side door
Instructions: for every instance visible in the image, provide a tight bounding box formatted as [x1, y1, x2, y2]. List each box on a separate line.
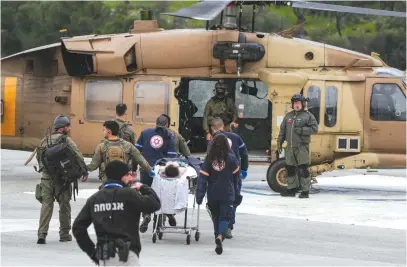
[363, 77, 406, 153]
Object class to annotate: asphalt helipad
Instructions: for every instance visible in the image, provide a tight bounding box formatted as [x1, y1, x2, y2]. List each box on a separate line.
[1, 149, 406, 266]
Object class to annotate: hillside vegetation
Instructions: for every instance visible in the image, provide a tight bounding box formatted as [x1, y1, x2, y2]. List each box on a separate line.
[1, 1, 405, 69]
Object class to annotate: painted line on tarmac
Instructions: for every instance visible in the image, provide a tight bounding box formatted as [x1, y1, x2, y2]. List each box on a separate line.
[357, 198, 406, 202]
[314, 187, 406, 194]
[240, 189, 280, 196]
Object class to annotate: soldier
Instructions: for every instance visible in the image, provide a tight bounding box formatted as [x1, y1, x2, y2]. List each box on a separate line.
[115, 103, 136, 145]
[36, 115, 87, 244]
[277, 94, 318, 198]
[203, 80, 238, 140]
[160, 114, 191, 157]
[209, 117, 248, 239]
[136, 115, 177, 233]
[86, 120, 153, 183]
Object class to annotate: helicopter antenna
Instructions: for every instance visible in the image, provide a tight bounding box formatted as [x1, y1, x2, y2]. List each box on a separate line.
[238, 3, 243, 31]
[251, 4, 256, 33]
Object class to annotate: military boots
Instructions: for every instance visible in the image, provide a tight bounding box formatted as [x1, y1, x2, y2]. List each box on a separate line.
[140, 214, 151, 233]
[59, 234, 72, 242]
[280, 188, 296, 197]
[299, 191, 309, 198]
[37, 233, 47, 244]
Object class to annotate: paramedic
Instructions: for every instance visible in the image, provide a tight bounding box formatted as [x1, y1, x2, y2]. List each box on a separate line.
[86, 120, 153, 183]
[196, 134, 241, 255]
[161, 114, 191, 157]
[136, 115, 177, 233]
[210, 117, 248, 239]
[72, 160, 161, 266]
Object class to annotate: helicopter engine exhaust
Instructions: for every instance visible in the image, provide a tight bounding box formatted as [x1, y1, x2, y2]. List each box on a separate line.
[213, 32, 265, 76]
[223, 4, 238, 29]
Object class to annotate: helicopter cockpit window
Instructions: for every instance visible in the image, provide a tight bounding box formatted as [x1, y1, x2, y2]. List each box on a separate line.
[188, 80, 217, 117]
[85, 80, 122, 121]
[307, 86, 321, 124]
[133, 81, 170, 124]
[235, 80, 268, 119]
[370, 83, 406, 121]
[325, 86, 338, 128]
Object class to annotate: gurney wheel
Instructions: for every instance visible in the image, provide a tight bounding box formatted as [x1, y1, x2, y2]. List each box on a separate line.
[158, 232, 163, 240]
[152, 233, 157, 243]
[186, 234, 191, 245]
[195, 231, 200, 241]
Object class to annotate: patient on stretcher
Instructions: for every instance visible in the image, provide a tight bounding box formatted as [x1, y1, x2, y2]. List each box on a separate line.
[155, 161, 189, 227]
[159, 161, 187, 178]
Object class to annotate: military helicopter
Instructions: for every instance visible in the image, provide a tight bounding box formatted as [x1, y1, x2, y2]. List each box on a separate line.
[1, 0, 406, 192]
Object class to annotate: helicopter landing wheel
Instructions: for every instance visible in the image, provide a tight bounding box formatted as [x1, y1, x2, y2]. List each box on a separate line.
[267, 159, 288, 193]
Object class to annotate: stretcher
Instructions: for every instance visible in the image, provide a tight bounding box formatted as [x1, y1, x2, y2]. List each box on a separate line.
[150, 156, 202, 245]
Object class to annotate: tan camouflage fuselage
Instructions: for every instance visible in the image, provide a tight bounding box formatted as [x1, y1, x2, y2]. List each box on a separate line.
[1, 26, 405, 178]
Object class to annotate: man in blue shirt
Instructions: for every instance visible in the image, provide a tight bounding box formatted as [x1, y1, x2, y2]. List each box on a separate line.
[136, 115, 177, 233]
[208, 117, 249, 239]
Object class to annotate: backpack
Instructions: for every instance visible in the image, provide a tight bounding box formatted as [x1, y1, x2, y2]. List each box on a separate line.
[117, 123, 133, 143]
[41, 135, 84, 184]
[103, 140, 125, 164]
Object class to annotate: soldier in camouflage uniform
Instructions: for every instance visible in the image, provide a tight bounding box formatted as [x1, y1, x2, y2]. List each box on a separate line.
[115, 104, 136, 145]
[87, 120, 152, 182]
[203, 80, 238, 141]
[277, 94, 318, 198]
[36, 115, 87, 244]
[161, 114, 191, 157]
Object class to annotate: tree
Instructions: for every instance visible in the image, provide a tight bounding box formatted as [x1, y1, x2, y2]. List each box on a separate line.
[1, 1, 405, 69]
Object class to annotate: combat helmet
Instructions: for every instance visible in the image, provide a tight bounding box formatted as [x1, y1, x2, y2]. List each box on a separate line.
[215, 79, 228, 98]
[53, 114, 70, 129]
[291, 94, 308, 110]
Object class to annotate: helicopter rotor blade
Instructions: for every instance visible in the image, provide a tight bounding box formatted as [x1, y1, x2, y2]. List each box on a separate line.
[291, 1, 406, 18]
[161, 0, 231, 21]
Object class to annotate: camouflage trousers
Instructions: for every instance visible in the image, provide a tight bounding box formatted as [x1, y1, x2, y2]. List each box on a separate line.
[37, 178, 72, 238]
[286, 164, 311, 192]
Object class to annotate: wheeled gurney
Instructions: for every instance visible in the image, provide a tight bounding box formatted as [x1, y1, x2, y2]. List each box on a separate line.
[150, 156, 202, 245]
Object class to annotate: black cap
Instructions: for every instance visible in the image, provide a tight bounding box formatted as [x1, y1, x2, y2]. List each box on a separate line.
[105, 160, 130, 181]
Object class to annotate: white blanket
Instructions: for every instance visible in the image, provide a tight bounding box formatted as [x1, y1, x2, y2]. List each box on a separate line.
[151, 166, 196, 214]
